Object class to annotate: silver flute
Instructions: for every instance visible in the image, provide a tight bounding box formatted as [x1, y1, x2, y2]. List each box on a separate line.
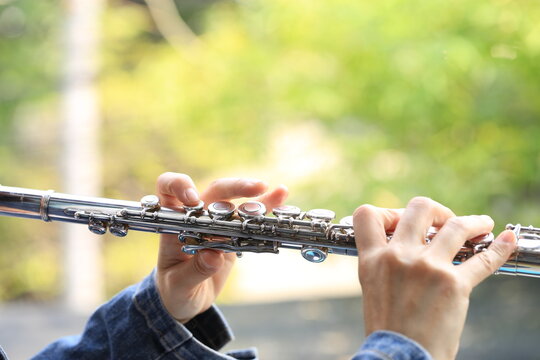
[1, 185, 539, 277]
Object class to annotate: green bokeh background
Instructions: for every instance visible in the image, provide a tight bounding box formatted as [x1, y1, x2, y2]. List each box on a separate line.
[0, 0, 539, 302]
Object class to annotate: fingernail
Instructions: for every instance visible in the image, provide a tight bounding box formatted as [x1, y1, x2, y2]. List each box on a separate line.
[185, 188, 199, 204]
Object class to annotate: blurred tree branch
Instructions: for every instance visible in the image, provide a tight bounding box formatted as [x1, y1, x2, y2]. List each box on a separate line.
[145, 0, 200, 50]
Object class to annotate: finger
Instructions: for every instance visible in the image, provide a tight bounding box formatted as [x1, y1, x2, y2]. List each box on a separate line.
[201, 178, 268, 205]
[160, 177, 270, 268]
[428, 215, 494, 260]
[156, 172, 201, 267]
[458, 230, 517, 288]
[352, 205, 402, 251]
[392, 197, 455, 246]
[256, 184, 289, 210]
[156, 172, 200, 207]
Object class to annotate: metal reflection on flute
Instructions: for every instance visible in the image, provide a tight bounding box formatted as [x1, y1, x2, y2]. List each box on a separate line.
[0, 185, 539, 277]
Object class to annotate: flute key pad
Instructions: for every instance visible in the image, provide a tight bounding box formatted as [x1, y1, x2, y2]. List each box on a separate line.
[306, 208, 335, 222]
[238, 201, 267, 219]
[140, 195, 160, 211]
[208, 201, 236, 220]
[272, 205, 301, 218]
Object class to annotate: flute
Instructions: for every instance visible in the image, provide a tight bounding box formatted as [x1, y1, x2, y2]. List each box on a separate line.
[1, 185, 539, 277]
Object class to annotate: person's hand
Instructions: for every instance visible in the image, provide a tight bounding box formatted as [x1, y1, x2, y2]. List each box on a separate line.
[352, 197, 517, 360]
[155, 172, 288, 323]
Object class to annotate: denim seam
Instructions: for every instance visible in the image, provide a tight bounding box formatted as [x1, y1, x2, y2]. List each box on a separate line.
[362, 349, 394, 360]
[133, 292, 190, 351]
[132, 278, 191, 354]
[154, 345, 184, 360]
[97, 308, 114, 360]
[156, 338, 239, 360]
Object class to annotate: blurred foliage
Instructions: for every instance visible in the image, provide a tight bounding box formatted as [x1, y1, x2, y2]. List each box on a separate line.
[0, 0, 539, 300]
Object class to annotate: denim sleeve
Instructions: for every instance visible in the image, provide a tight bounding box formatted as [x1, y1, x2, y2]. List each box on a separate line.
[352, 331, 433, 360]
[31, 271, 254, 360]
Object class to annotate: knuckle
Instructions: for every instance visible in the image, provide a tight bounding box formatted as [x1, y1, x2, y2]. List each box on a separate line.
[209, 178, 239, 191]
[157, 172, 190, 186]
[446, 216, 481, 240]
[489, 242, 511, 261]
[438, 271, 468, 295]
[233, 178, 248, 191]
[478, 214, 494, 225]
[208, 179, 221, 188]
[411, 259, 466, 291]
[358, 256, 371, 275]
[169, 177, 187, 190]
[446, 216, 464, 227]
[407, 196, 434, 209]
[193, 256, 216, 277]
[175, 173, 192, 183]
[360, 247, 403, 275]
[444, 216, 467, 233]
[156, 172, 171, 184]
[353, 204, 378, 219]
[379, 247, 406, 268]
[477, 252, 495, 272]
[409, 256, 432, 273]
[444, 215, 494, 237]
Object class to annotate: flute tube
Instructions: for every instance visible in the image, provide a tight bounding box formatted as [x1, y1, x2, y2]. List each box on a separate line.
[0, 185, 539, 277]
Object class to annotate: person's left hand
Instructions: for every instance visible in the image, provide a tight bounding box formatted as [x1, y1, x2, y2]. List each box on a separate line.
[155, 172, 288, 323]
[352, 197, 516, 360]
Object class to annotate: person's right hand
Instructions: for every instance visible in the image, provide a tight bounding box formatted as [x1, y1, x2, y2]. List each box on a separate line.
[352, 197, 517, 360]
[154, 172, 288, 324]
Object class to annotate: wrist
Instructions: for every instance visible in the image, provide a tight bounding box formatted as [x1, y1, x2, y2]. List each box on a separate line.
[155, 269, 186, 322]
[155, 268, 209, 323]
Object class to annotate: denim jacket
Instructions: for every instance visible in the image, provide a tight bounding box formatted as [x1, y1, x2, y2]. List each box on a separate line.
[0, 272, 432, 360]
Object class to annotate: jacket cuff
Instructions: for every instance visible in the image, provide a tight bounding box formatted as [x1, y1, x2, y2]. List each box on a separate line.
[184, 305, 234, 350]
[132, 270, 235, 358]
[354, 330, 433, 360]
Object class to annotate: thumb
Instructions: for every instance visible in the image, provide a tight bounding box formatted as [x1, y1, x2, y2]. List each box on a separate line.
[460, 230, 517, 288]
[183, 250, 225, 288]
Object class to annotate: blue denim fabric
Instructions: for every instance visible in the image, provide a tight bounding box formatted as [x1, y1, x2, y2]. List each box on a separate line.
[0, 271, 430, 360]
[352, 330, 432, 360]
[29, 271, 256, 360]
[0, 345, 7, 360]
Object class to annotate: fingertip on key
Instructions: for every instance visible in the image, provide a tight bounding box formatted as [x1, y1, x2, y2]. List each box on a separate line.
[185, 188, 200, 205]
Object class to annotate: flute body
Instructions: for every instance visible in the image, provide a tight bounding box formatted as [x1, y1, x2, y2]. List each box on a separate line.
[1, 185, 539, 278]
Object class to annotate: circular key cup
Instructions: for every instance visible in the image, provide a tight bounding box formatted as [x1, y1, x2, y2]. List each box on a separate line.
[273, 205, 301, 218]
[183, 200, 205, 212]
[88, 219, 107, 235]
[109, 222, 129, 237]
[301, 246, 328, 263]
[238, 201, 267, 219]
[140, 195, 161, 211]
[208, 201, 236, 220]
[306, 208, 336, 222]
